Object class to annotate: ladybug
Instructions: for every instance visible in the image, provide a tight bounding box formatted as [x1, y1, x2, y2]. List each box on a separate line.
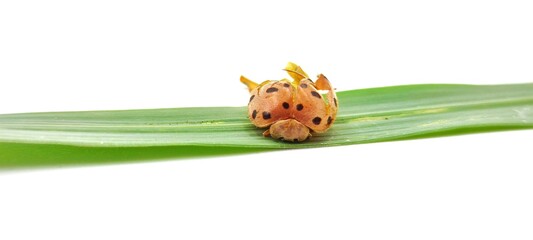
[240, 62, 338, 142]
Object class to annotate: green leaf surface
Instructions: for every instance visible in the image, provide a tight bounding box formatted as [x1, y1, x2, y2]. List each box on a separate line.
[1, 83, 533, 168]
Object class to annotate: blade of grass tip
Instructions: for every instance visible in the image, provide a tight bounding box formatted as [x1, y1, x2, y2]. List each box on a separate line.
[1, 83, 533, 168]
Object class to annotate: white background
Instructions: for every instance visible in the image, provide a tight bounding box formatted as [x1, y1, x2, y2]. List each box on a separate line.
[1, 0, 533, 239]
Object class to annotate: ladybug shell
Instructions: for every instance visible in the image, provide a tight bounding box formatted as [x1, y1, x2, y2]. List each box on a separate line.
[247, 76, 338, 133]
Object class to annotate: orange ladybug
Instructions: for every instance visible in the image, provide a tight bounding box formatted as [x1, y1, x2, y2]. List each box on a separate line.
[240, 62, 338, 142]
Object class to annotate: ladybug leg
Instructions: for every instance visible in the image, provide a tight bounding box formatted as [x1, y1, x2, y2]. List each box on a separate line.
[240, 75, 259, 92]
[262, 129, 271, 137]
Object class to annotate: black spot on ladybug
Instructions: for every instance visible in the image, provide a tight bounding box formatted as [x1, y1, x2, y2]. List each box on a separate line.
[300, 83, 308, 88]
[334, 98, 338, 107]
[296, 104, 304, 111]
[283, 83, 290, 88]
[266, 87, 278, 93]
[249, 95, 255, 103]
[312, 117, 322, 125]
[282, 102, 289, 109]
[252, 110, 257, 119]
[262, 111, 271, 120]
[327, 116, 332, 125]
[311, 91, 321, 99]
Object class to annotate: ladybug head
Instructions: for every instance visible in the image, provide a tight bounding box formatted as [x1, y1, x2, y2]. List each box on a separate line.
[267, 119, 311, 142]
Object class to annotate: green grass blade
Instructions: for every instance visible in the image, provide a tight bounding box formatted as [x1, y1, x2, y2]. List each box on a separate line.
[1, 83, 532, 167]
[1, 83, 532, 147]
